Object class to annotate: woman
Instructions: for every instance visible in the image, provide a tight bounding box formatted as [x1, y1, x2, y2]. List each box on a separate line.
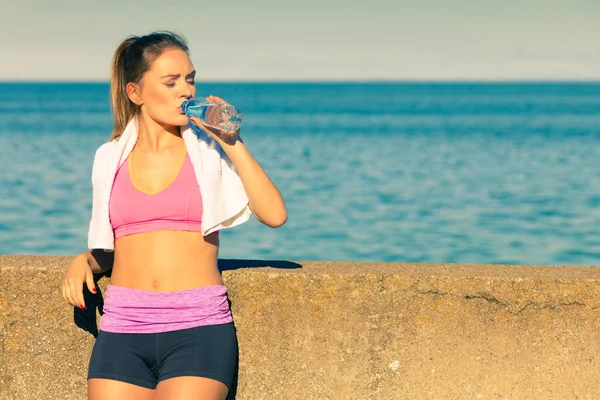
[61, 31, 287, 400]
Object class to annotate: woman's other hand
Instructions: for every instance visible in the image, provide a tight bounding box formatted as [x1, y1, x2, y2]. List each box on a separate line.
[62, 252, 96, 310]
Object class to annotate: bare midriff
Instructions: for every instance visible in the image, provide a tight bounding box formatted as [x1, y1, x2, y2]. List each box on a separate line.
[111, 230, 221, 292]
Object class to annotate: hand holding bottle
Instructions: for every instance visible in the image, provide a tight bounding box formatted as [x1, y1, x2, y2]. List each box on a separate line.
[183, 95, 243, 145]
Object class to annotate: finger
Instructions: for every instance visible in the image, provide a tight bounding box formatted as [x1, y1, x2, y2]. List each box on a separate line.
[63, 282, 77, 308]
[206, 95, 226, 104]
[85, 270, 97, 295]
[190, 115, 236, 140]
[61, 282, 68, 304]
[189, 117, 211, 134]
[69, 280, 86, 310]
[189, 116, 202, 127]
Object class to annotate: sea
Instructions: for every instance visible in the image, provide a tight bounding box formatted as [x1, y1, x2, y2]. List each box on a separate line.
[1, 82, 600, 265]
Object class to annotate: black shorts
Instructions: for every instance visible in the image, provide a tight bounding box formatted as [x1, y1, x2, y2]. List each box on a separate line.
[87, 322, 238, 390]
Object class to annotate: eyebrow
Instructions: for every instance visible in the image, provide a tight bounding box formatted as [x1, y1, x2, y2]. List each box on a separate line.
[161, 71, 196, 79]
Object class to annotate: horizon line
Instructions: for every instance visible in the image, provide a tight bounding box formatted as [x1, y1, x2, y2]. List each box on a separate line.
[1, 78, 600, 85]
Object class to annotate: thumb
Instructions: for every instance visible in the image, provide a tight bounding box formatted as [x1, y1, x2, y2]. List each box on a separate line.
[190, 116, 207, 130]
[190, 117, 215, 137]
[85, 269, 97, 294]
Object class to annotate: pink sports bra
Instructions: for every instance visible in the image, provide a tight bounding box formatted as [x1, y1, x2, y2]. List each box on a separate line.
[109, 151, 206, 238]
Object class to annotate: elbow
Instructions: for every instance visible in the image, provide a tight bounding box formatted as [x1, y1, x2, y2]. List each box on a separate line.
[266, 211, 288, 228]
[250, 198, 287, 228]
[256, 207, 287, 228]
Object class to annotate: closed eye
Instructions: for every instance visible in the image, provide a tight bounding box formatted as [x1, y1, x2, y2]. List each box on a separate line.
[163, 71, 196, 88]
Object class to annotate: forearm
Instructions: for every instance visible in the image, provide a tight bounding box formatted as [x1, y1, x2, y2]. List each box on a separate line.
[221, 140, 287, 227]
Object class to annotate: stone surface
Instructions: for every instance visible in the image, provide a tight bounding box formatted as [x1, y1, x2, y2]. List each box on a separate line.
[2, 255, 600, 399]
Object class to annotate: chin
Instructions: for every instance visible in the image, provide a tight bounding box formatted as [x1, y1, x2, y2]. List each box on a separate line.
[176, 114, 191, 126]
[162, 115, 190, 128]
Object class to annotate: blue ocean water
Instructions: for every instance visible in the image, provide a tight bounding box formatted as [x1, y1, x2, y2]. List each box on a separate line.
[1, 82, 600, 265]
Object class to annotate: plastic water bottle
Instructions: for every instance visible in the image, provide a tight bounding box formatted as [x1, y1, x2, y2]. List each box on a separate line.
[181, 97, 243, 132]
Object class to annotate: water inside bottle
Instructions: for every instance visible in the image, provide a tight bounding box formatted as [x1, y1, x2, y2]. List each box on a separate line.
[182, 98, 242, 131]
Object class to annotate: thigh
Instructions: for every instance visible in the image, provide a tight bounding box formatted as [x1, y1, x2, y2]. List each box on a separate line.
[155, 376, 228, 400]
[157, 323, 238, 390]
[88, 330, 159, 392]
[88, 378, 155, 400]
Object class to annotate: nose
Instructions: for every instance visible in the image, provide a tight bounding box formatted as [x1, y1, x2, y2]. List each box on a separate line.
[180, 83, 193, 99]
[179, 94, 192, 110]
[181, 88, 192, 99]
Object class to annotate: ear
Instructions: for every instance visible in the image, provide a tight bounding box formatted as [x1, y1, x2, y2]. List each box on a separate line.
[126, 82, 143, 106]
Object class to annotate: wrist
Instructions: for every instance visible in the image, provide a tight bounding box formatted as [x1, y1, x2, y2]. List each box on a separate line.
[215, 133, 243, 149]
[69, 253, 88, 271]
[78, 253, 91, 268]
[219, 137, 246, 157]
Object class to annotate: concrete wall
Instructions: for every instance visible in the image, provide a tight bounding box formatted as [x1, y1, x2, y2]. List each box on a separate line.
[1, 255, 600, 399]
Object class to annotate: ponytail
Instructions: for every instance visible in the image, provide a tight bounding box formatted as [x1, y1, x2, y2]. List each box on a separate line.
[110, 37, 138, 140]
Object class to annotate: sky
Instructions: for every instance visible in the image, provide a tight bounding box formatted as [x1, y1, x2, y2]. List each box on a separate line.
[0, 0, 599, 81]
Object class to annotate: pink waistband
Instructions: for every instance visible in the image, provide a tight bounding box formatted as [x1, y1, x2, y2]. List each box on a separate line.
[100, 284, 233, 334]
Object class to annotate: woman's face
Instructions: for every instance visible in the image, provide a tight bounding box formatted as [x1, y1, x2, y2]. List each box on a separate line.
[133, 47, 197, 127]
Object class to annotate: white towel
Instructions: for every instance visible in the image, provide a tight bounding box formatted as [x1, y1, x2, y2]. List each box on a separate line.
[87, 119, 251, 251]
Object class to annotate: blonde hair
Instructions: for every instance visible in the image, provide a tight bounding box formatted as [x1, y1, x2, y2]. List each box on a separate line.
[109, 31, 189, 140]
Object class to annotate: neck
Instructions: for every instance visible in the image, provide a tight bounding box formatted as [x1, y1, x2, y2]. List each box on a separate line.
[135, 113, 182, 153]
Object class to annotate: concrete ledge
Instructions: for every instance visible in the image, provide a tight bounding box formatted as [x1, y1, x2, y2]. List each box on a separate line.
[2, 255, 600, 399]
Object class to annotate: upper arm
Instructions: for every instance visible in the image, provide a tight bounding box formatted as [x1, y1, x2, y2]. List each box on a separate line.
[248, 203, 264, 224]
